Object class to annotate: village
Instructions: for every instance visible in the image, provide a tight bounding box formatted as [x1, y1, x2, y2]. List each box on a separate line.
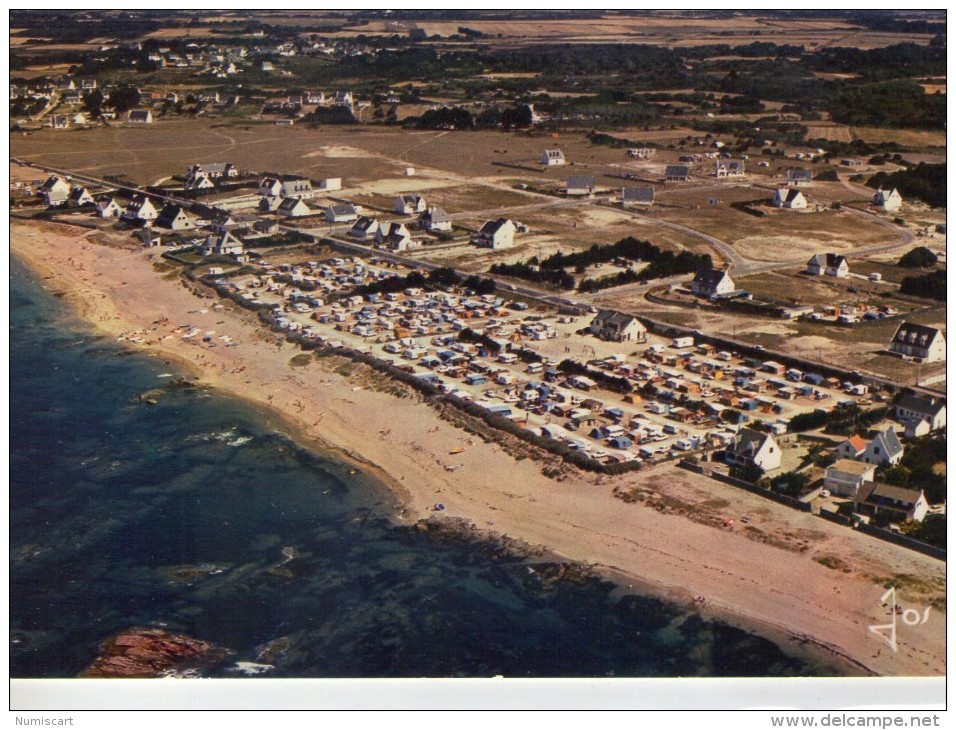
[10, 134, 948, 545]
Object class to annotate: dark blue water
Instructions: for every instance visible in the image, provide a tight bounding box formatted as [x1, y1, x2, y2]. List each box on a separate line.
[9, 257, 844, 678]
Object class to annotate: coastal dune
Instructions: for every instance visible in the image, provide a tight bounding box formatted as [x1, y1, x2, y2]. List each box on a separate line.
[11, 218, 945, 678]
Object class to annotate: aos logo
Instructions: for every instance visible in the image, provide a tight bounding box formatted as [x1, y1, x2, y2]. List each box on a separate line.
[868, 586, 931, 652]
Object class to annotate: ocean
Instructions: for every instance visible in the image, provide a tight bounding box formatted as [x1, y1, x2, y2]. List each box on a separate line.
[9, 256, 841, 678]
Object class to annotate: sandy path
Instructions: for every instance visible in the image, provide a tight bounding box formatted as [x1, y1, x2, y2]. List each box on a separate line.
[10, 218, 945, 677]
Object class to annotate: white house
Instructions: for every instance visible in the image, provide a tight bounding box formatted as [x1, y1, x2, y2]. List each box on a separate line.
[155, 204, 196, 231]
[419, 207, 452, 233]
[121, 196, 159, 223]
[861, 427, 904, 466]
[471, 218, 516, 249]
[823, 459, 876, 498]
[724, 428, 781, 472]
[127, 109, 153, 124]
[873, 188, 902, 212]
[277, 197, 314, 218]
[38, 175, 71, 206]
[377, 222, 416, 251]
[773, 187, 807, 209]
[589, 310, 646, 343]
[893, 394, 946, 433]
[318, 177, 342, 191]
[715, 160, 744, 178]
[806, 253, 849, 277]
[279, 179, 315, 199]
[325, 204, 359, 223]
[184, 170, 215, 191]
[836, 428, 904, 467]
[541, 149, 566, 166]
[188, 162, 237, 179]
[854, 482, 929, 523]
[786, 169, 813, 187]
[95, 197, 123, 218]
[664, 165, 690, 182]
[395, 194, 427, 215]
[566, 176, 595, 196]
[621, 187, 654, 207]
[201, 230, 244, 257]
[258, 177, 283, 197]
[691, 268, 735, 298]
[67, 185, 95, 207]
[348, 216, 381, 241]
[888, 322, 945, 362]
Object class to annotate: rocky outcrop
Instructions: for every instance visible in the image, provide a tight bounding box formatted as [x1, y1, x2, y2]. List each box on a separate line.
[81, 628, 228, 678]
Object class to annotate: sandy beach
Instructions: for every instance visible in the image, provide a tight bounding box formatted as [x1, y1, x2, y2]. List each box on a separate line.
[10, 217, 945, 678]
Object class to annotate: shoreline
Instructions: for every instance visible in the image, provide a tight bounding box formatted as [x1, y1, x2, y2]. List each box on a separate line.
[10, 218, 945, 678]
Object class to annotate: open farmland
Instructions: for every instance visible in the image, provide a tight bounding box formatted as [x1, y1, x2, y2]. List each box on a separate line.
[849, 127, 948, 148]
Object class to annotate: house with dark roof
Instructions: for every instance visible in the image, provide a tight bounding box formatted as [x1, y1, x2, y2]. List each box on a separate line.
[854, 482, 929, 523]
[127, 109, 153, 124]
[95, 197, 123, 218]
[471, 218, 516, 249]
[893, 394, 946, 433]
[589, 310, 646, 343]
[566, 176, 596, 196]
[724, 428, 781, 472]
[377, 222, 416, 251]
[184, 170, 215, 191]
[786, 169, 813, 186]
[418, 207, 452, 233]
[38, 175, 71, 206]
[772, 187, 807, 209]
[188, 162, 237, 179]
[67, 186, 95, 207]
[395, 194, 427, 215]
[715, 160, 745, 178]
[277, 197, 314, 218]
[621, 187, 654, 207]
[121, 196, 159, 223]
[690, 268, 735, 298]
[155, 204, 196, 231]
[258, 177, 282, 197]
[348, 216, 381, 241]
[664, 165, 689, 182]
[201, 230, 244, 257]
[806, 253, 849, 278]
[324, 203, 359, 223]
[861, 427, 904, 466]
[888, 322, 945, 362]
[872, 188, 902, 212]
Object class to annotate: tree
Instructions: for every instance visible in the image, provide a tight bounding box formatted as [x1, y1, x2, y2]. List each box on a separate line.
[898, 246, 938, 268]
[730, 462, 765, 484]
[108, 85, 141, 114]
[82, 89, 104, 117]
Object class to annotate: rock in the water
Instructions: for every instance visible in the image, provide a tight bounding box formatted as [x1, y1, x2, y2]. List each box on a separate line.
[80, 627, 228, 678]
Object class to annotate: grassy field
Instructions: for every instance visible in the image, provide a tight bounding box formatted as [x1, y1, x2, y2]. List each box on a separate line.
[851, 127, 947, 148]
[654, 204, 899, 262]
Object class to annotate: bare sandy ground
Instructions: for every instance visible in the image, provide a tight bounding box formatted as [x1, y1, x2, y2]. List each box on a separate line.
[11, 218, 945, 678]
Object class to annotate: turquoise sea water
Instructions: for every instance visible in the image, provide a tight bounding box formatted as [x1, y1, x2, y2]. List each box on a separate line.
[9, 257, 842, 678]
